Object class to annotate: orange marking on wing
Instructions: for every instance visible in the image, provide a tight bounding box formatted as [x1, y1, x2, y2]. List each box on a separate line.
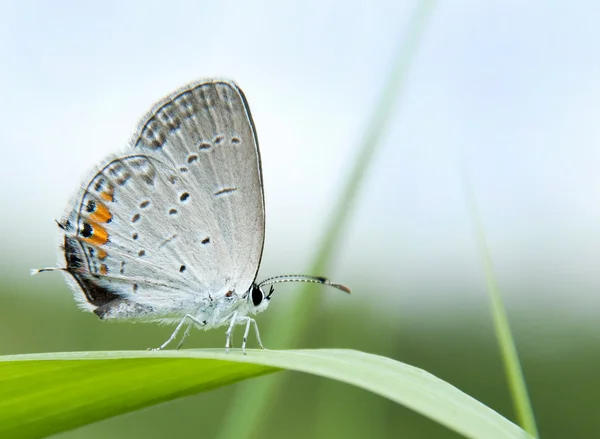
[100, 186, 114, 202]
[96, 249, 108, 260]
[100, 264, 108, 275]
[90, 202, 112, 223]
[83, 222, 109, 246]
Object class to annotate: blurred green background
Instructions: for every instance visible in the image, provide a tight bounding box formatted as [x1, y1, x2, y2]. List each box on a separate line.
[3, 1, 600, 438]
[2, 275, 598, 438]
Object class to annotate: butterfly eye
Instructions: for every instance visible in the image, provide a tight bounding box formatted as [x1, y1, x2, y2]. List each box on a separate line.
[251, 285, 264, 307]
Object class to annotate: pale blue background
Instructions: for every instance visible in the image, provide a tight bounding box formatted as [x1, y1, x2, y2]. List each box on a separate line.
[2, 0, 599, 318]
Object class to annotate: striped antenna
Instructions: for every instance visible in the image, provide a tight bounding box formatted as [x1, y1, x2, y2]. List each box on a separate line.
[30, 267, 66, 276]
[258, 275, 351, 294]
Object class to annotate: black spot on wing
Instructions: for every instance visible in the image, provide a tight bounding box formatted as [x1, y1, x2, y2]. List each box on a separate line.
[81, 223, 93, 238]
[214, 187, 236, 197]
[86, 200, 96, 213]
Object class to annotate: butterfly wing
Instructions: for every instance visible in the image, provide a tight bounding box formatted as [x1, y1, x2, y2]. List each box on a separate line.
[60, 79, 265, 321]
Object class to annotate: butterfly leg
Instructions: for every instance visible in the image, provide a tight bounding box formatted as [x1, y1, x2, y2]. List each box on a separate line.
[239, 317, 265, 352]
[176, 320, 198, 350]
[241, 318, 251, 352]
[150, 314, 204, 351]
[252, 318, 265, 350]
[225, 311, 239, 352]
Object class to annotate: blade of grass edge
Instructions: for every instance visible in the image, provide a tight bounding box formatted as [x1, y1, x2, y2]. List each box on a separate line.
[217, 2, 438, 438]
[460, 162, 539, 438]
[0, 349, 533, 439]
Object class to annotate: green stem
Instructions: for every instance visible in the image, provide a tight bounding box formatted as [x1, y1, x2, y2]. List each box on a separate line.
[461, 163, 539, 438]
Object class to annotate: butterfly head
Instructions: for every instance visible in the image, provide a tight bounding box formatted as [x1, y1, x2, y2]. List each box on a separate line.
[248, 284, 274, 314]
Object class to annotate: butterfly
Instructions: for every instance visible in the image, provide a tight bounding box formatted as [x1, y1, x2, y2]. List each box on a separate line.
[34, 79, 350, 351]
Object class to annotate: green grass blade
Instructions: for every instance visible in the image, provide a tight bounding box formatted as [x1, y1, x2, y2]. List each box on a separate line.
[461, 166, 539, 437]
[0, 349, 532, 439]
[217, 2, 438, 438]
[310, 0, 439, 279]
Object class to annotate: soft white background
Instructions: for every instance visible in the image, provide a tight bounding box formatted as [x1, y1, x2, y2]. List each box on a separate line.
[2, 1, 599, 317]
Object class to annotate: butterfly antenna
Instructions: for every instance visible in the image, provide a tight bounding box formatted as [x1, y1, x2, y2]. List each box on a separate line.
[258, 275, 351, 294]
[30, 267, 65, 276]
[55, 219, 67, 230]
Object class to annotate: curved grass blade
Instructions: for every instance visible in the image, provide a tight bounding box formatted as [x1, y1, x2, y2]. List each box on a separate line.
[0, 349, 532, 439]
[460, 163, 539, 437]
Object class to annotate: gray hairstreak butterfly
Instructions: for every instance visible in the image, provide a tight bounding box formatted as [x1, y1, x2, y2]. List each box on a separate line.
[34, 79, 350, 351]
